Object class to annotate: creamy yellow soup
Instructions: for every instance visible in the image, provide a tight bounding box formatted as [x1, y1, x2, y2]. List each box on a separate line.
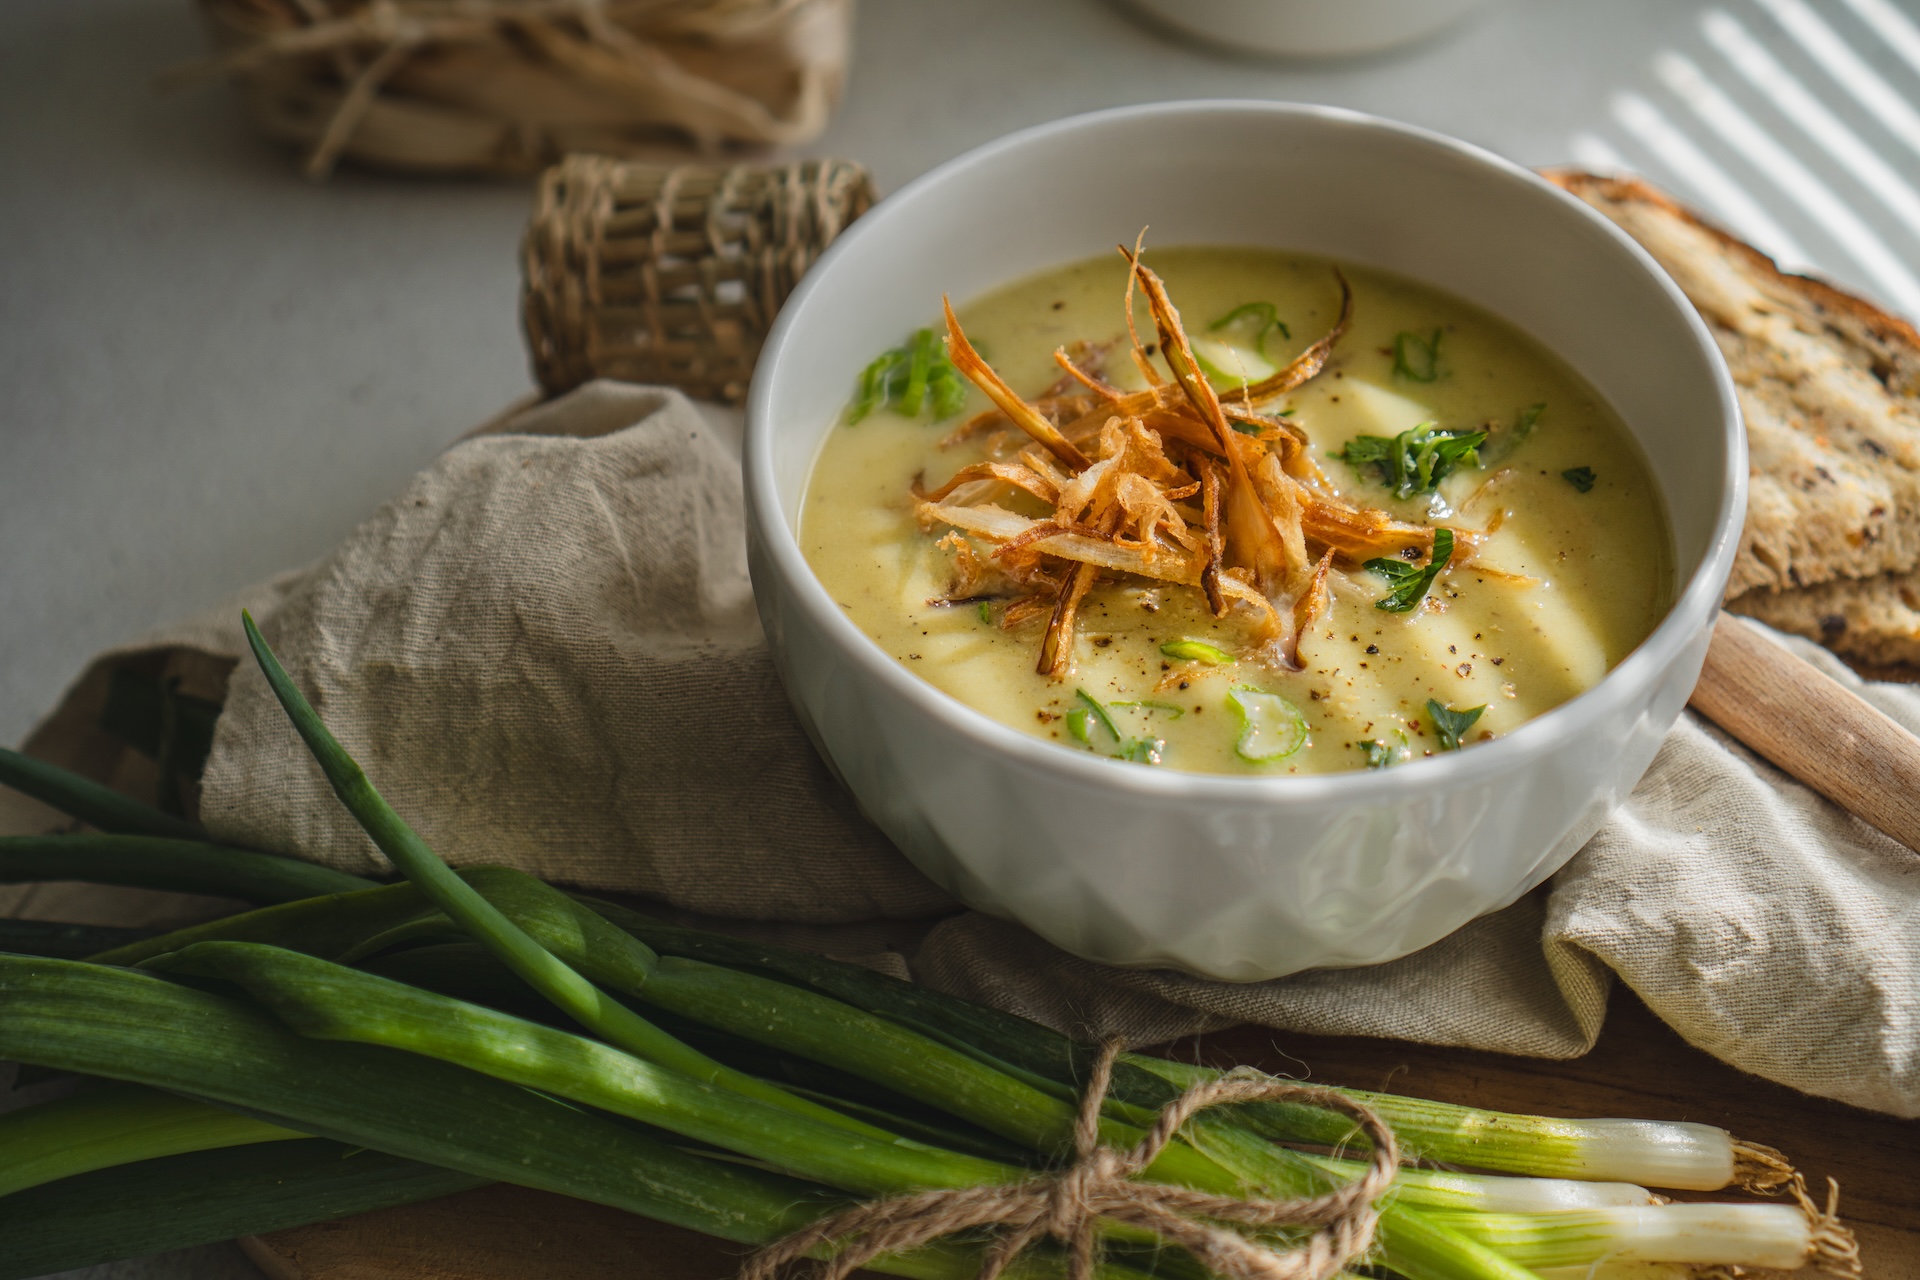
[800, 247, 1673, 775]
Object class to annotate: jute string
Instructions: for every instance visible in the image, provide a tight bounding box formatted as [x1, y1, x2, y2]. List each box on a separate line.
[742, 1044, 1399, 1280]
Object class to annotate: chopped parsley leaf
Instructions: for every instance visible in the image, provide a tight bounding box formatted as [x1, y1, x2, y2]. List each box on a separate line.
[1335, 422, 1487, 499]
[1562, 466, 1597, 492]
[1359, 739, 1397, 769]
[1426, 699, 1486, 751]
[1365, 528, 1454, 613]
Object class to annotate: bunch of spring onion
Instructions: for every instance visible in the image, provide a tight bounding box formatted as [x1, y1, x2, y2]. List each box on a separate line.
[0, 615, 1860, 1280]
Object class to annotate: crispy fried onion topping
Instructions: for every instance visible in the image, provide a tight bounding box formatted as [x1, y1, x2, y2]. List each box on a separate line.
[918, 248, 1463, 678]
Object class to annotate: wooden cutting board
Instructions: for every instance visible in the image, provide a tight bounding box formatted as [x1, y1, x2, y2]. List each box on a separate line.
[244, 988, 1920, 1280]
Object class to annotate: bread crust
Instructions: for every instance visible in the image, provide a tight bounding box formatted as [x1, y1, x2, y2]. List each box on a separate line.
[1543, 169, 1920, 601]
[1729, 568, 1920, 668]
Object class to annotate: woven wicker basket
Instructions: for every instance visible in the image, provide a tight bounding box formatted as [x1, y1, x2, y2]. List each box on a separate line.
[185, 0, 853, 178]
[521, 155, 874, 402]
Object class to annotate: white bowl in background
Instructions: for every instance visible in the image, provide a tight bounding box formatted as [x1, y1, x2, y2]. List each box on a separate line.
[745, 101, 1744, 982]
[1126, 0, 1498, 59]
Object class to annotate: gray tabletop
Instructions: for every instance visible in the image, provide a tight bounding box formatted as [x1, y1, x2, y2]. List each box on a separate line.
[6, 0, 1918, 1275]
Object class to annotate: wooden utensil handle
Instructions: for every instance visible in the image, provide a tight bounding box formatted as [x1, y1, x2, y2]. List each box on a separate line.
[1690, 611, 1920, 854]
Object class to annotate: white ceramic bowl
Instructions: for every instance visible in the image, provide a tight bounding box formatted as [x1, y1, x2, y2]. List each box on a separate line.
[745, 102, 1744, 982]
[1126, 0, 1497, 59]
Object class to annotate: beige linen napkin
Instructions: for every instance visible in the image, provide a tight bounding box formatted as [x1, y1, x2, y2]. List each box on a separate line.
[14, 382, 1920, 1117]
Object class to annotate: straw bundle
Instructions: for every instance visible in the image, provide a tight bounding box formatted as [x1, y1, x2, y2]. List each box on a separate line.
[521, 155, 875, 402]
[183, 0, 854, 178]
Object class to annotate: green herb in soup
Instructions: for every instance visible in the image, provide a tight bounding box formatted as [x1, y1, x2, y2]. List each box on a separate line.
[1427, 699, 1487, 751]
[1336, 422, 1488, 499]
[1365, 528, 1455, 614]
[848, 328, 968, 424]
[800, 245, 1674, 776]
[1357, 736, 1404, 769]
[1392, 327, 1444, 382]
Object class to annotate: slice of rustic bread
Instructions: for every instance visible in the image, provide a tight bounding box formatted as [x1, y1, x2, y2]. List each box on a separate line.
[1544, 170, 1920, 670]
[1544, 171, 1920, 604]
[1728, 566, 1920, 666]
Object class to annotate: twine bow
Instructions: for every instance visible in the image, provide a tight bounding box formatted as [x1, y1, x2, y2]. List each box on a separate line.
[742, 1043, 1399, 1280]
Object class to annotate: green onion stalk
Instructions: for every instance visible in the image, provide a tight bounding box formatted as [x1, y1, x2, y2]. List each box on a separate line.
[0, 1084, 302, 1199]
[143, 940, 1021, 1201]
[1125, 1058, 1776, 1194]
[0, 833, 376, 903]
[0, 1140, 488, 1279]
[1294, 1156, 1655, 1214]
[1429, 1205, 1824, 1270]
[0, 746, 206, 841]
[567, 900, 1791, 1200]
[516, 901, 1787, 1198]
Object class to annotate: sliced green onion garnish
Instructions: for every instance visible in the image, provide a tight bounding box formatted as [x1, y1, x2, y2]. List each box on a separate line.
[929, 361, 969, 420]
[1190, 336, 1278, 388]
[1072, 689, 1121, 741]
[1159, 639, 1234, 665]
[846, 348, 905, 424]
[845, 328, 966, 424]
[1393, 327, 1444, 382]
[1513, 400, 1545, 441]
[1066, 691, 1166, 766]
[1225, 686, 1308, 763]
[899, 327, 936, 417]
[1209, 301, 1286, 341]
